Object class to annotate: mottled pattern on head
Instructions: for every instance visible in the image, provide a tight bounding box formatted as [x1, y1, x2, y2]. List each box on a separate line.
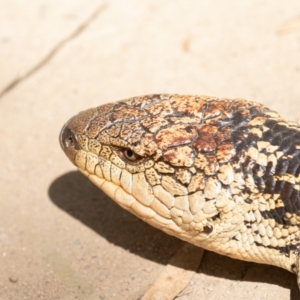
[68, 95, 265, 157]
[60, 94, 300, 280]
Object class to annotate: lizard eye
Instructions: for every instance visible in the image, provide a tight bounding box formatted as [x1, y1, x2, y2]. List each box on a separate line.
[124, 149, 135, 160]
[119, 148, 143, 163]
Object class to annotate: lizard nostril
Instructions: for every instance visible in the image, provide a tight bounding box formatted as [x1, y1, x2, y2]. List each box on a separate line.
[59, 124, 80, 166]
[59, 124, 79, 151]
[66, 136, 75, 148]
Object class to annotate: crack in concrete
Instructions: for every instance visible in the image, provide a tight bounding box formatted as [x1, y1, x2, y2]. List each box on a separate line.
[0, 4, 107, 99]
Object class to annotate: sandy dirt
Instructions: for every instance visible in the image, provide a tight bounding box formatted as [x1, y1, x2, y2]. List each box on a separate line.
[1, 1, 300, 299]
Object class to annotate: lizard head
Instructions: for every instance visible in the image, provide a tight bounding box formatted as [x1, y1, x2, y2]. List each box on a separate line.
[59, 94, 267, 248]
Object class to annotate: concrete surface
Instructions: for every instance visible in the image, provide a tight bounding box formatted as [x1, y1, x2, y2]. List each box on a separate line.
[1, 1, 300, 299]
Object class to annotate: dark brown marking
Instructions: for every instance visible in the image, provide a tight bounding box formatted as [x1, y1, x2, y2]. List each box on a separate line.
[193, 125, 218, 153]
[203, 224, 213, 234]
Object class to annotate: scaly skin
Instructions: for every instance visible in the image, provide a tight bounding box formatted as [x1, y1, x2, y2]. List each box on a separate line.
[59, 94, 300, 288]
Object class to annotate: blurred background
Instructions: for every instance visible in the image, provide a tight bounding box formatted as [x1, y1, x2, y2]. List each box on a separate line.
[1, 1, 300, 299]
